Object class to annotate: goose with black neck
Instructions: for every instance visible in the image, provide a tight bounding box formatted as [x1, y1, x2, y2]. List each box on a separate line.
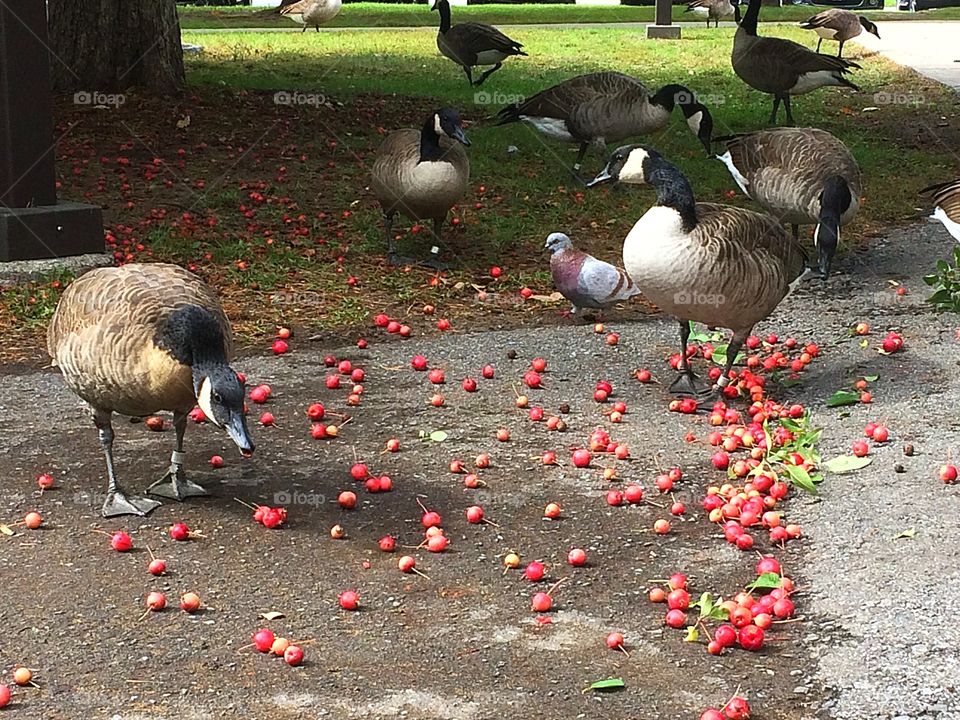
[370, 108, 471, 267]
[732, 0, 861, 125]
[432, 0, 526, 86]
[47, 263, 255, 518]
[588, 145, 807, 396]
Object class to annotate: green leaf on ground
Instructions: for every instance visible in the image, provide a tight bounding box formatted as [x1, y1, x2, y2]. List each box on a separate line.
[783, 463, 819, 493]
[824, 455, 873, 474]
[427, 430, 448, 442]
[747, 572, 783, 591]
[583, 678, 625, 693]
[826, 390, 860, 407]
[684, 626, 699, 642]
[863, 374, 879, 382]
[895, 527, 916, 539]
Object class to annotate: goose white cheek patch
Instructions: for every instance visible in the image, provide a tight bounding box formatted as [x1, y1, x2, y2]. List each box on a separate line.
[434, 114, 444, 137]
[619, 149, 649, 184]
[686, 111, 703, 135]
[197, 377, 220, 427]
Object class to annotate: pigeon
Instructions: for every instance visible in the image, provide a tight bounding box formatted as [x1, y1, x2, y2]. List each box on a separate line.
[923, 179, 960, 243]
[545, 232, 641, 316]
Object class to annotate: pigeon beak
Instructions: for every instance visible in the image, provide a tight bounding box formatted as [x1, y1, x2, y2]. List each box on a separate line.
[587, 166, 614, 188]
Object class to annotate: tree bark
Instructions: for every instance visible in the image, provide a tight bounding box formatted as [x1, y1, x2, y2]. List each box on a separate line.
[47, 0, 185, 94]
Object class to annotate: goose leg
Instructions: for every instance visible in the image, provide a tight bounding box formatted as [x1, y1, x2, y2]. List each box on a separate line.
[301, 25, 307, 33]
[669, 320, 709, 396]
[783, 95, 795, 126]
[792, 224, 799, 242]
[418, 218, 452, 270]
[837, 41, 844, 58]
[714, 329, 749, 394]
[571, 142, 590, 182]
[384, 211, 416, 267]
[462, 66, 474, 86]
[474, 63, 503, 86]
[147, 411, 208, 501]
[95, 409, 162, 518]
[768, 96, 781, 125]
[816, 38, 823, 53]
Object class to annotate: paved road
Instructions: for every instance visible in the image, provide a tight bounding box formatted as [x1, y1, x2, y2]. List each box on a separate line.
[855, 21, 960, 90]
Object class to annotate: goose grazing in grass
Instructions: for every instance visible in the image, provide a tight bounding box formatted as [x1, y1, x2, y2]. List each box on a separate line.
[47, 264, 255, 518]
[587, 145, 806, 396]
[685, 0, 735, 28]
[732, 0, 861, 125]
[432, 0, 526, 86]
[716, 127, 861, 279]
[922, 179, 960, 243]
[370, 108, 470, 267]
[277, 0, 342, 31]
[496, 72, 714, 180]
[545, 232, 641, 317]
[799, 9, 880, 58]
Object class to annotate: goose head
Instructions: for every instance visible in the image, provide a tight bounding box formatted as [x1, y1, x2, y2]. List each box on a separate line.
[196, 368, 255, 457]
[430, 0, 448, 11]
[587, 145, 656, 187]
[544, 232, 573, 255]
[858, 16, 880, 39]
[678, 98, 714, 156]
[433, 107, 470, 146]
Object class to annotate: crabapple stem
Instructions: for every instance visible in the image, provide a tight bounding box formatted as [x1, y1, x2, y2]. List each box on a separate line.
[545, 577, 568, 597]
[411, 567, 431, 580]
[233, 498, 259, 511]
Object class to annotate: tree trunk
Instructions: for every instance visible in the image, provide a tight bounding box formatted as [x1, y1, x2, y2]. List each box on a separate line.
[47, 0, 185, 94]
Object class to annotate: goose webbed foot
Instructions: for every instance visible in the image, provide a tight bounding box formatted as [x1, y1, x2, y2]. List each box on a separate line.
[802, 267, 829, 281]
[102, 489, 162, 518]
[387, 252, 418, 267]
[669, 370, 711, 398]
[419, 254, 451, 271]
[147, 463, 208, 501]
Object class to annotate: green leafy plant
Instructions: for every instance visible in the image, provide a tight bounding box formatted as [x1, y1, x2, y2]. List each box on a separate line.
[924, 246, 960, 312]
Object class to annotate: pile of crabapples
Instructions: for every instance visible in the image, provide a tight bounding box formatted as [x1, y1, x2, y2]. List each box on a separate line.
[252, 505, 288, 529]
[652, 558, 794, 656]
[252, 628, 304, 666]
[667, 334, 820, 402]
[700, 399, 809, 549]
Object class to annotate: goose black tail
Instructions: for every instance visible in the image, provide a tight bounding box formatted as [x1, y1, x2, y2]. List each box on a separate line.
[496, 104, 522, 125]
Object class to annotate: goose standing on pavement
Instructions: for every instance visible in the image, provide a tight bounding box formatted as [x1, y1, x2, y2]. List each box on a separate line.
[496, 72, 714, 180]
[716, 127, 861, 279]
[277, 0, 342, 31]
[370, 108, 470, 267]
[923, 179, 960, 242]
[799, 9, 880, 58]
[587, 145, 806, 396]
[47, 264, 255, 518]
[432, 0, 526, 86]
[732, 0, 861, 124]
[545, 232, 641, 317]
[685, 0, 735, 28]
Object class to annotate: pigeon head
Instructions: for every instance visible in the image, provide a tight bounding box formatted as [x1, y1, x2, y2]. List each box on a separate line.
[544, 232, 573, 255]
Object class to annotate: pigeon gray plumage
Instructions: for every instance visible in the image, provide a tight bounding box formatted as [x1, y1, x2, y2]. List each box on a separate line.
[545, 232, 641, 316]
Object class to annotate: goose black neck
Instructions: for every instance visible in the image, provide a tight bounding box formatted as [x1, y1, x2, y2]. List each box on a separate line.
[419, 117, 446, 162]
[156, 305, 228, 373]
[650, 84, 690, 112]
[648, 156, 698, 233]
[740, 0, 760, 35]
[819, 175, 851, 223]
[436, 0, 451, 33]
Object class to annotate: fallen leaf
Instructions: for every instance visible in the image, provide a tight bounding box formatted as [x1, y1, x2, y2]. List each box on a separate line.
[176, 115, 191, 129]
[582, 678, 625, 694]
[824, 455, 873, 474]
[259, 611, 285, 621]
[0, 524, 13, 536]
[895, 528, 916, 539]
[826, 390, 860, 407]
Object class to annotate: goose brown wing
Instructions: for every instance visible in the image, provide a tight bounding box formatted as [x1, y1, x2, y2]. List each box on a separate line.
[924, 179, 960, 225]
[507, 72, 647, 121]
[447, 22, 525, 55]
[799, 9, 844, 29]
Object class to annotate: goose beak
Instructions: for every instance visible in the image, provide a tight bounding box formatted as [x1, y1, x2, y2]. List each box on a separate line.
[587, 166, 613, 188]
[452, 125, 470, 146]
[227, 412, 255, 457]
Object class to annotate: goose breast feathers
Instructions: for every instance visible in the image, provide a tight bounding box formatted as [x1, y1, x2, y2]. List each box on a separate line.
[371, 129, 469, 220]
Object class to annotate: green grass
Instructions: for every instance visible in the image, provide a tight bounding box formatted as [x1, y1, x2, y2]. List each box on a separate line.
[181, 22, 958, 251]
[177, 2, 960, 29]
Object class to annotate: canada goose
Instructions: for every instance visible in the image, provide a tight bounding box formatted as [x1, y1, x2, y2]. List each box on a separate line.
[732, 0, 861, 125]
[496, 72, 714, 179]
[544, 232, 641, 317]
[47, 264, 255, 517]
[799, 9, 880, 58]
[922, 179, 960, 242]
[370, 108, 470, 267]
[587, 145, 806, 396]
[716, 128, 861, 279]
[432, 0, 526, 86]
[277, 0, 342, 31]
[685, 0, 735, 28]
